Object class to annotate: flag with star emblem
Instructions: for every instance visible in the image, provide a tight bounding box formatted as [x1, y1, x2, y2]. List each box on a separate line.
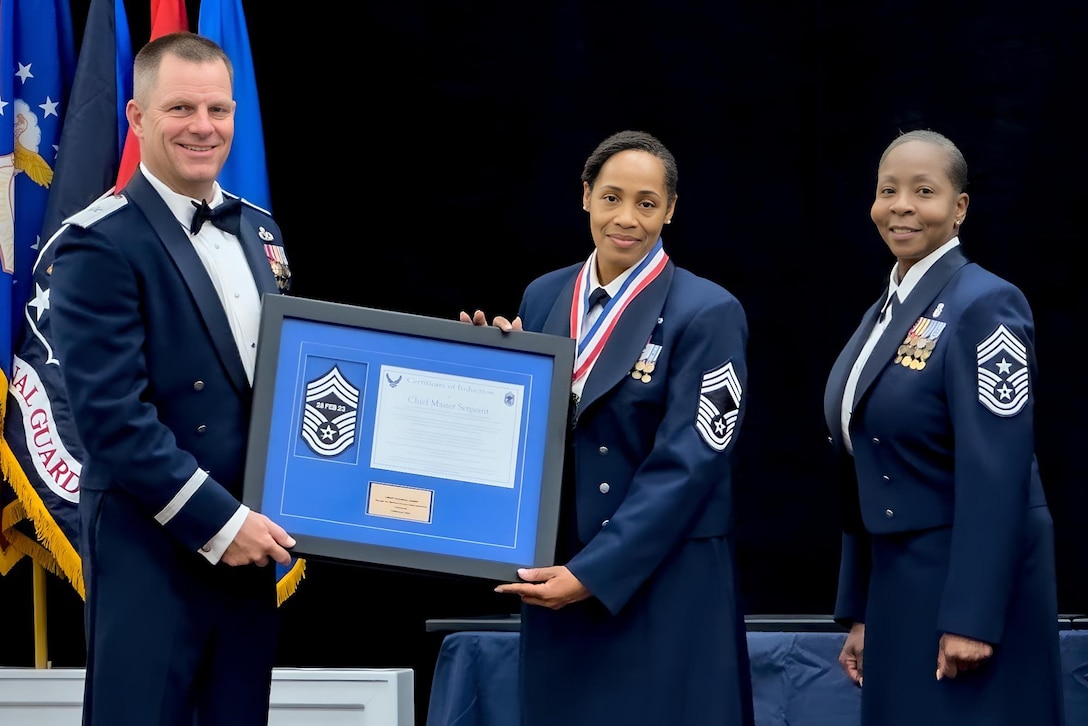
[198, 0, 272, 211]
[37, 0, 132, 241]
[0, 0, 78, 576]
[2, 0, 304, 604]
[1, 0, 132, 593]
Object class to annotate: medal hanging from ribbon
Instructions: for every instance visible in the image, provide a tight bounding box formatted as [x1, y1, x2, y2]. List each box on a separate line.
[569, 239, 669, 385]
[895, 317, 945, 370]
[630, 341, 663, 383]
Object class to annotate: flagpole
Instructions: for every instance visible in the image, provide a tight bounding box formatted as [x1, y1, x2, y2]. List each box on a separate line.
[33, 561, 48, 668]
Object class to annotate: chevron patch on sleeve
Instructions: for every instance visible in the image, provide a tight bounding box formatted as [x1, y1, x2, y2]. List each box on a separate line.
[977, 324, 1029, 417]
[696, 360, 742, 451]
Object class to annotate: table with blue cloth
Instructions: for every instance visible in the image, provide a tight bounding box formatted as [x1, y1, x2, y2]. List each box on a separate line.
[426, 627, 1088, 726]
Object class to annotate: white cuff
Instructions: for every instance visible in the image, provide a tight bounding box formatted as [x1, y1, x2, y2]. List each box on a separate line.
[198, 504, 250, 564]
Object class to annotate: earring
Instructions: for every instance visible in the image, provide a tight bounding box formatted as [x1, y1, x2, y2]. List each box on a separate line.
[583, 206, 588, 212]
[665, 219, 672, 224]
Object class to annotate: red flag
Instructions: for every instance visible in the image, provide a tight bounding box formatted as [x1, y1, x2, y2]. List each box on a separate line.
[114, 0, 188, 189]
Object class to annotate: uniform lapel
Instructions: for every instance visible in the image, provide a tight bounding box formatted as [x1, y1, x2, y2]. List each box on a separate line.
[852, 247, 968, 409]
[230, 195, 280, 297]
[542, 274, 577, 337]
[578, 261, 673, 411]
[125, 172, 252, 396]
[824, 291, 884, 445]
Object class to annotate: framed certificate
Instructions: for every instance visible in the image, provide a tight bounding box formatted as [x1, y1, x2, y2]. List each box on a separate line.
[243, 295, 575, 582]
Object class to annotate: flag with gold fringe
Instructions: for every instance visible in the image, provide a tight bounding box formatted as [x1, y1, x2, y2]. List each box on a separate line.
[2, 0, 304, 606]
[0, 0, 78, 577]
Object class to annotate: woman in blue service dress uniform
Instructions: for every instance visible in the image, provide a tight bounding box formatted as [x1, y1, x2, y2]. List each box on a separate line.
[462, 129, 755, 726]
[824, 129, 1064, 726]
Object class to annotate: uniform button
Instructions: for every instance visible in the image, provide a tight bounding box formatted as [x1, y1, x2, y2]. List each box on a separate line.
[872, 437, 881, 445]
[884, 509, 894, 518]
[601, 519, 610, 527]
[599, 482, 610, 494]
[882, 475, 891, 482]
[827, 436, 833, 444]
[193, 380, 205, 391]
[598, 446, 608, 455]
[196, 424, 207, 434]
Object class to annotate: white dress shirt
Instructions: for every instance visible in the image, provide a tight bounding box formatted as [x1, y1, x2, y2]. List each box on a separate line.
[840, 238, 961, 452]
[141, 164, 257, 561]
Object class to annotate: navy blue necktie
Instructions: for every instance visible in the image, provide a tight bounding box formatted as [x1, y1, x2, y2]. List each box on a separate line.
[190, 198, 242, 236]
[588, 287, 610, 310]
[878, 292, 898, 323]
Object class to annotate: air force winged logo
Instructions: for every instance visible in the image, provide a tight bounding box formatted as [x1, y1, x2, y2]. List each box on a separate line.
[696, 360, 742, 451]
[977, 324, 1029, 417]
[301, 366, 360, 456]
[2, 100, 55, 274]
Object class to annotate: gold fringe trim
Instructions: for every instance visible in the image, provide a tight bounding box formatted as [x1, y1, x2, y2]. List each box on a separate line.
[2, 495, 26, 528]
[0, 526, 26, 574]
[0, 373, 85, 597]
[276, 558, 306, 607]
[1, 374, 305, 606]
[0, 547, 24, 574]
[0, 526, 59, 577]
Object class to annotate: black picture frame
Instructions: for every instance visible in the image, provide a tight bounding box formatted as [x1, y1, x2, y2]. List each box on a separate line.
[243, 295, 575, 582]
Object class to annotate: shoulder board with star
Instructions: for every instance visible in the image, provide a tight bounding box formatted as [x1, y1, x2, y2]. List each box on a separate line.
[63, 194, 129, 229]
[223, 191, 271, 216]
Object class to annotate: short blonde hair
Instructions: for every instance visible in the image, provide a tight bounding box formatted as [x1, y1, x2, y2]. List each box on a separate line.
[132, 31, 234, 106]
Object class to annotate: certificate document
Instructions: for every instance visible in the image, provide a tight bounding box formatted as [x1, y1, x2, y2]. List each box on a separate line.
[371, 366, 524, 488]
[244, 296, 573, 582]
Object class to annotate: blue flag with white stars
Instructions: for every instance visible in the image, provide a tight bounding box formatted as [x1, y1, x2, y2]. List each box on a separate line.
[0, 0, 75, 379]
[0, 0, 77, 576]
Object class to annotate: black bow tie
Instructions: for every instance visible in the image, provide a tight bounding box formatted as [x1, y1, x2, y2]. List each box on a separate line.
[190, 198, 242, 236]
[588, 287, 611, 309]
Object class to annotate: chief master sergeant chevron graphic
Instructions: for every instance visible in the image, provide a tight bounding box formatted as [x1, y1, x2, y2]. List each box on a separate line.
[302, 366, 361, 456]
[696, 360, 742, 451]
[976, 324, 1030, 417]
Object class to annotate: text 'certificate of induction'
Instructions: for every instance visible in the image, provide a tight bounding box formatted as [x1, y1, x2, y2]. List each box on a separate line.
[243, 295, 574, 582]
[370, 367, 523, 489]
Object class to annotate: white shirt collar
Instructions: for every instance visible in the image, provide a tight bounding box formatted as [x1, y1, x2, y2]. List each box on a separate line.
[887, 237, 960, 305]
[139, 162, 225, 232]
[587, 248, 650, 298]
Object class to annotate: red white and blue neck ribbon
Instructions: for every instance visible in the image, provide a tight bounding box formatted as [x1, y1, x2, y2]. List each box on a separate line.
[570, 239, 669, 384]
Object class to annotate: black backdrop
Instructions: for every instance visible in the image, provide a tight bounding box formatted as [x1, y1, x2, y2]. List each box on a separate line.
[2, 2, 1086, 723]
